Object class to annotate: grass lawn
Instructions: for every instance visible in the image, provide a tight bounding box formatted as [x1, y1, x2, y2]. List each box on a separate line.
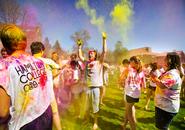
[59, 71, 185, 130]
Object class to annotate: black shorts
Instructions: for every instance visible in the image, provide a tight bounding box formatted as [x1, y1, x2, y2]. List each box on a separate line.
[155, 107, 177, 130]
[148, 85, 156, 91]
[126, 95, 139, 103]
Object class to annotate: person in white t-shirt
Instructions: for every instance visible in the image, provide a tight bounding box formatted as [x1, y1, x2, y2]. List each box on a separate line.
[151, 52, 184, 130]
[123, 56, 146, 130]
[30, 41, 62, 130]
[0, 24, 55, 130]
[144, 62, 162, 111]
[78, 33, 107, 130]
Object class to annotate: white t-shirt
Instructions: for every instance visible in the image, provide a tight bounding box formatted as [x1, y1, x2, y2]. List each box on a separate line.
[86, 60, 103, 87]
[155, 69, 182, 113]
[125, 67, 146, 98]
[38, 57, 60, 71]
[149, 69, 162, 87]
[0, 54, 54, 130]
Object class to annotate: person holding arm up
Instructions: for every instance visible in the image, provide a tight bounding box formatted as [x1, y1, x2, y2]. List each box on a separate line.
[78, 32, 107, 130]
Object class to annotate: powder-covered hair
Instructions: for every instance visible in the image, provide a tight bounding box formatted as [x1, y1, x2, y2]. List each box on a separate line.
[0, 24, 27, 54]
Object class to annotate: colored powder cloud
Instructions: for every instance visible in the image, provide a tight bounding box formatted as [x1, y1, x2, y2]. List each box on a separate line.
[76, 0, 105, 32]
[110, 0, 133, 42]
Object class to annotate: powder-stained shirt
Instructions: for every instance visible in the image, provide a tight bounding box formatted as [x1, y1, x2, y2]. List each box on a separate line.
[38, 57, 60, 71]
[149, 69, 162, 87]
[155, 69, 182, 113]
[125, 67, 146, 98]
[61, 66, 78, 87]
[0, 54, 54, 130]
[86, 60, 103, 87]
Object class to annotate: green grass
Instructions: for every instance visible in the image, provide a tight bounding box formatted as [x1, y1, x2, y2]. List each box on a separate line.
[59, 71, 185, 130]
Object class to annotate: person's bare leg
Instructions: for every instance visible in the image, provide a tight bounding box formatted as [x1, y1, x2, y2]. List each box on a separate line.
[145, 89, 152, 110]
[127, 103, 136, 130]
[123, 102, 129, 130]
[100, 86, 106, 105]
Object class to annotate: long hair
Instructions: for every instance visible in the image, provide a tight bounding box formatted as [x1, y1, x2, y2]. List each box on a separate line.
[150, 62, 157, 72]
[0, 24, 27, 54]
[166, 52, 183, 78]
[130, 56, 142, 73]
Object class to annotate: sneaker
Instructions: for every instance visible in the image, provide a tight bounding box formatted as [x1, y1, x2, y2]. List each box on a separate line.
[92, 123, 98, 130]
[144, 106, 149, 111]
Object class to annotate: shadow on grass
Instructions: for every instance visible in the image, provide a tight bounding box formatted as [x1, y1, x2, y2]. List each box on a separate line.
[98, 115, 122, 130]
[180, 102, 185, 108]
[171, 120, 185, 130]
[137, 117, 155, 124]
[103, 98, 125, 110]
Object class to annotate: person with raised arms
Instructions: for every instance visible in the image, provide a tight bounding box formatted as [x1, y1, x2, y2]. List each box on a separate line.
[77, 32, 107, 130]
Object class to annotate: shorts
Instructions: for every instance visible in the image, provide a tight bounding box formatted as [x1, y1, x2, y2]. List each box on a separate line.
[87, 87, 100, 113]
[155, 107, 177, 130]
[126, 95, 139, 103]
[20, 105, 52, 130]
[148, 85, 156, 91]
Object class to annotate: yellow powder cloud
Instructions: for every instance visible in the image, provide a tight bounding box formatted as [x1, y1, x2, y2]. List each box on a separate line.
[76, 0, 105, 32]
[110, 0, 133, 42]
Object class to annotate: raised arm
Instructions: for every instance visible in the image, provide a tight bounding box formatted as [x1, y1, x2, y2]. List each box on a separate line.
[78, 44, 85, 61]
[100, 32, 107, 63]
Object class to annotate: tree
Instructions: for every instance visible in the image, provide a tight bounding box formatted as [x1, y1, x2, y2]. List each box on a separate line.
[0, 0, 22, 23]
[104, 49, 115, 64]
[52, 40, 65, 56]
[113, 41, 128, 64]
[21, 5, 39, 27]
[43, 37, 52, 57]
[70, 29, 91, 52]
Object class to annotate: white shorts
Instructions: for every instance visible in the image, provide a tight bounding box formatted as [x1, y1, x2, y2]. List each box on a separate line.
[87, 87, 100, 113]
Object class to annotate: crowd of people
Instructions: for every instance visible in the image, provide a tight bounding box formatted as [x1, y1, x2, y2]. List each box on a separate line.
[0, 24, 184, 130]
[119, 55, 184, 130]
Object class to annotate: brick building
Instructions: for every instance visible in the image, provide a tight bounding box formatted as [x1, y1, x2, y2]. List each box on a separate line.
[127, 47, 185, 66]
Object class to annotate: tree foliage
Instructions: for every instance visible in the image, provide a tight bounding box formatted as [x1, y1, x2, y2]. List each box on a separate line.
[0, 0, 22, 23]
[52, 40, 68, 58]
[71, 29, 90, 52]
[113, 41, 128, 64]
[21, 5, 39, 27]
[43, 37, 52, 57]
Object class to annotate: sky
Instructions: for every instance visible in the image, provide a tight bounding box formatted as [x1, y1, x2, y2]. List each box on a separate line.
[17, 0, 185, 52]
